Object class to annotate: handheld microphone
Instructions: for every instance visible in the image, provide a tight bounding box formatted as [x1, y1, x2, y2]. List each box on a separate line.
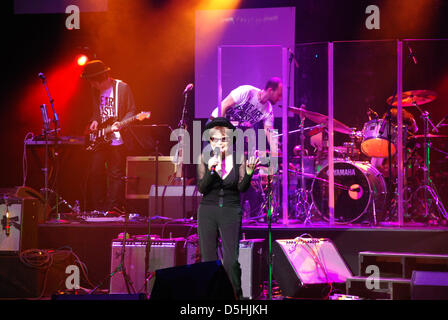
[38, 73, 46, 80]
[183, 83, 194, 95]
[210, 147, 220, 174]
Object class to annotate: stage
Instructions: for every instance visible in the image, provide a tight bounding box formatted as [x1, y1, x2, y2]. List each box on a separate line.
[35, 218, 448, 298]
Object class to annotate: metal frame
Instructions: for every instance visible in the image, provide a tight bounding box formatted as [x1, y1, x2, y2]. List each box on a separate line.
[216, 39, 448, 226]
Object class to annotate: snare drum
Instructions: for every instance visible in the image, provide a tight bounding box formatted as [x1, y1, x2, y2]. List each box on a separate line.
[311, 160, 386, 224]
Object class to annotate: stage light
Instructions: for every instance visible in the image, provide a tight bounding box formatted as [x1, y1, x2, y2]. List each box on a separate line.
[77, 54, 89, 66]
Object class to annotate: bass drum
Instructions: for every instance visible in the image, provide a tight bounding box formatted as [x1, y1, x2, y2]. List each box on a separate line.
[311, 161, 386, 224]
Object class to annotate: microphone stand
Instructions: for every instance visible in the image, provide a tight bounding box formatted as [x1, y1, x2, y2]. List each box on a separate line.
[89, 208, 135, 295]
[177, 86, 191, 221]
[39, 74, 60, 133]
[143, 140, 159, 293]
[266, 167, 273, 300]
[38, 74, 68, 224]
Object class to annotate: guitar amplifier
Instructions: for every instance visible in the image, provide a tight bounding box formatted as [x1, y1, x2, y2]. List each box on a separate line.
[0, 197, 43, 253]
[109, 236, 197, 295]
[125, 156, 176, 199]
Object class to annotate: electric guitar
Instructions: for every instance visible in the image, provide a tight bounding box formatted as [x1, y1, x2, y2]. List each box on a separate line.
[86, 111, 151, 151]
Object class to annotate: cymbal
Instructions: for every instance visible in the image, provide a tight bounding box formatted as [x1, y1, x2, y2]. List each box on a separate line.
[410, 134, 447, 139]
[285, 106, 352, 135]
[386, 90, 437, 107]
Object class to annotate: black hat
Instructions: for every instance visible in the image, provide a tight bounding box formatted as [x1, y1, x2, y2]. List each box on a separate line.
[204, 117, 236, 131]
[81, 60, 111, 79]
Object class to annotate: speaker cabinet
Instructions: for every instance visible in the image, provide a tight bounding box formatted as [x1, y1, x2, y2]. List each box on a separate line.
[411, 271, 448, 300]
[125, 156, 176, 199]
[0, 197, 43, 252]
[110, 237, 197, 295]
[150, 260, 236, 300]
[0, 252, 75, 298]
[148, 185, 202, 219]
[273, 238, 352, 298]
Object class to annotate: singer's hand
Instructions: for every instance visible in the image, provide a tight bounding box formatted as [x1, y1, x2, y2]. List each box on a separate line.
[246, 156, 260, 175]
[208, 157, 219, 171]
[89, 121, 98, 132]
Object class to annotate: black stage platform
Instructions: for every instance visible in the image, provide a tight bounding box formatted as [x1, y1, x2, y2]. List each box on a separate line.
[37, 220, 448, 292]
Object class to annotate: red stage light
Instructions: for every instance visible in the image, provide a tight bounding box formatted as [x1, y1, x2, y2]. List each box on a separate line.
[77, 55, 89, 66]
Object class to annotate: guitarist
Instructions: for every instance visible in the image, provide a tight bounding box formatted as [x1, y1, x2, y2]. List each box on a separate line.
[81, 60, 136, 212]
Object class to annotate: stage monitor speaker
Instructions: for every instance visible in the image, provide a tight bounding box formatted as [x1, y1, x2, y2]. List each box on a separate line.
[125, 156, 176, 199]
[273, 237, 352, 298]
[411, 271, 448, 300]
[150, 260, 236, 300]
[110, 237, 197, 295]
[148, 185, 202, 219]
[0, 197, 43, 253]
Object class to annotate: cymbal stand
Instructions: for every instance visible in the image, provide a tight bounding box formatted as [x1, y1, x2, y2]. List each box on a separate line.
[266, 168, 273, 300]
[413, 103, 447, 222]
[292, 118, 316, 224]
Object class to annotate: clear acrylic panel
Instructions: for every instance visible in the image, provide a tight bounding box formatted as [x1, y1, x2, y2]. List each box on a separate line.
[290, 42, 329, 223]
[331, 40, 398, 225]
[402, 39, 448, 224]
[291, 40, 407, 226]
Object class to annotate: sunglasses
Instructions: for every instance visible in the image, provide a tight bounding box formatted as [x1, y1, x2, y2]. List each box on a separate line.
[210, 136, 230, 143]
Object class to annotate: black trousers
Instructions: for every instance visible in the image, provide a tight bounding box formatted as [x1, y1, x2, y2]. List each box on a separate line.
[89, 145, 125, 211]
[197, 204, 242, 297]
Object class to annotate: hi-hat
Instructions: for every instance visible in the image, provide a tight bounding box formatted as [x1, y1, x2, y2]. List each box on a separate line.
[282, 106, 352, 135]
[386, 90, 437, 107]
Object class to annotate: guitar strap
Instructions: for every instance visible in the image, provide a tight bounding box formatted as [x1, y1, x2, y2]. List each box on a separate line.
[114, 79, 122, 119]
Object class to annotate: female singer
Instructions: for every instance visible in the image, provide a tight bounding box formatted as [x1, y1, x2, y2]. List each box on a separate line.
[197, 117, 259, 299]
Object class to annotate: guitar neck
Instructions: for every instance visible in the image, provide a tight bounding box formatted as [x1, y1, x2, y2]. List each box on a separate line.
[118, 115, 137, 128]
[103, 115, 137, 134]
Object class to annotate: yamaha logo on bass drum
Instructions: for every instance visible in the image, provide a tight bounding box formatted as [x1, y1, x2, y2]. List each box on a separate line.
[326, 169, 357, 176]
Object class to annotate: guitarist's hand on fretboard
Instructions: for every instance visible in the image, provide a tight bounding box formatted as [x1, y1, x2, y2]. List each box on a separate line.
[85, 111, 151, 152]
[111, 122, 120, 132]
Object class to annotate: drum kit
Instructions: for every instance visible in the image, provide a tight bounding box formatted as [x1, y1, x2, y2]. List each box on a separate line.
[248, 90, 448, 225]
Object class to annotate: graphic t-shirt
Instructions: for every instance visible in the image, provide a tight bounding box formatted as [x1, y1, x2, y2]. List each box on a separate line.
[99, 85, 123, 146]
[212, 85, 274, 128]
